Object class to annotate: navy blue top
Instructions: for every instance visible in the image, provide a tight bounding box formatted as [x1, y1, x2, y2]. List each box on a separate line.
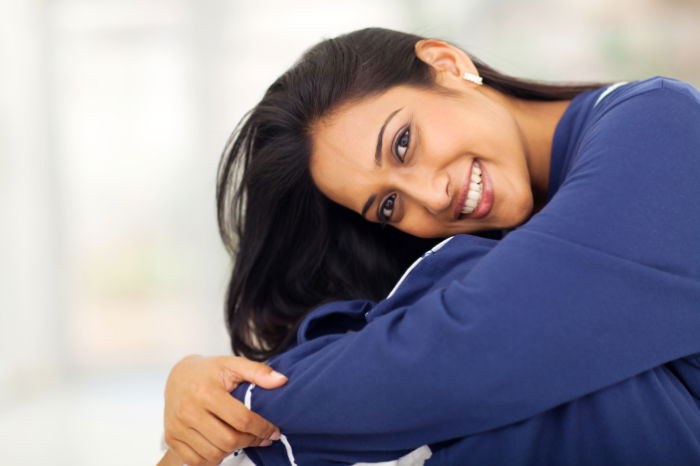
[233, 77, 700, 465]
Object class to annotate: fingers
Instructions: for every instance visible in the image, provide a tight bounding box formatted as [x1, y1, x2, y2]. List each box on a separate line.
[165, 403, 228, 464]
[207, 387, 281, 441]
[167, 437, 216, 466]
[166, 418, 267, 465]
[163, 354, 285, 465]
[194, 409, 266, 453]
[220, 356, 288, 390]
[183, 427, 229, 464]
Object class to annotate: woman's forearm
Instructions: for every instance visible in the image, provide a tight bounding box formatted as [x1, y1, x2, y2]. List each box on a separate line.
[232, 229, 700, 463]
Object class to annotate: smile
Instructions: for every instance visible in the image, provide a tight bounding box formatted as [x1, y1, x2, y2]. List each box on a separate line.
[461, 162, 482, 215]
[454, 159, 494, 220]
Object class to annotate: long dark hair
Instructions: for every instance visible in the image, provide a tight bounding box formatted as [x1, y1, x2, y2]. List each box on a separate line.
[217, 27, 606, 361]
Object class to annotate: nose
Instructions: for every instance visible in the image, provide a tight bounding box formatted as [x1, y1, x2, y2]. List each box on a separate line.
[396, 169, 452, 215]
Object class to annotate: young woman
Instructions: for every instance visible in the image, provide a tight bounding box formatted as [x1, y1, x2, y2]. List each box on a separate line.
[159, 28, 700, 465]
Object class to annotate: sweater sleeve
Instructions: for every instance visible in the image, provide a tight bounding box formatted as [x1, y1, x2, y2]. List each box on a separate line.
[236, 84, 700, 465]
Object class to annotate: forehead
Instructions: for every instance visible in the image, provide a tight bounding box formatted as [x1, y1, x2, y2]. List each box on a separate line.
[313, 86, 412, 155]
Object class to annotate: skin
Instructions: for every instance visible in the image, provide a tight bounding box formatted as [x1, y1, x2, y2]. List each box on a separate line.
[162, 40, 573, 464]
[310, 40, 571, 237]
[160, 355, 285, 466]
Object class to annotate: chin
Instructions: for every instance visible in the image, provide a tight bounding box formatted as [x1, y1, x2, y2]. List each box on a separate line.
[514, 203, 536, 226]
[501, 196, 535, 229]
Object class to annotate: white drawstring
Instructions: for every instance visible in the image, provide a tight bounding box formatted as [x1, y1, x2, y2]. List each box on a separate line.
[386, 236, 455, 299]
[244, 383, 255, 408]
[280, 434, 299, 466]
[244, 383, 298, 465]
[594, 81, 628, 107]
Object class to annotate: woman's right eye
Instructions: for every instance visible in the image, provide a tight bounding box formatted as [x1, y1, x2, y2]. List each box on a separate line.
[379, 193, 397, 223]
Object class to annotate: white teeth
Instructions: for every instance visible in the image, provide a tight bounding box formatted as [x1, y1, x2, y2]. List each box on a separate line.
[461, 161, 483, 215]
[462, 186, 482, 214]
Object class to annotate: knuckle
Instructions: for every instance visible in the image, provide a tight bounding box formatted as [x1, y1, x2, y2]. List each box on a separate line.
[221, 431, 240, 452]
[225, 433, 244, 451]
[236, 415, 253, 432]
[230, 439, 246, 451]
[261, 423, 275, 439]
[204, 445, 222, 462]
[176, 404, 194, 422]
[193, 384, 210, 402]
[234, 434, 258, 450]
[250, 436, 264, 447]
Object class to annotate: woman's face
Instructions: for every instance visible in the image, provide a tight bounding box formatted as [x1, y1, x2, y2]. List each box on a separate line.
[309, 81, 537, 238]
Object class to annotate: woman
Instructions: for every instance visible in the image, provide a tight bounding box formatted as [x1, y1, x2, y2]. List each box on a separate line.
[160, 28, 700, 465]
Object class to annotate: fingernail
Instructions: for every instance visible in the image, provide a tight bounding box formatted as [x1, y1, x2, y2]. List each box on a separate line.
[260, 439, 273, 447]
[271, 370, 287, 380]
[269, 430, 281, 441]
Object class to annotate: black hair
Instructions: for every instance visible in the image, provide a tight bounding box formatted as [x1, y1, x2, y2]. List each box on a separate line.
[217, 27, 606, 360]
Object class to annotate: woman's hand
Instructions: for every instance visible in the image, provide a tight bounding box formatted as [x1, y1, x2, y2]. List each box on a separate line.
[163, 354, 287, 466]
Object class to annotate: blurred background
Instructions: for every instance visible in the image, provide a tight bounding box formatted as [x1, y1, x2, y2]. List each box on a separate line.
[0, 0, 698, 464]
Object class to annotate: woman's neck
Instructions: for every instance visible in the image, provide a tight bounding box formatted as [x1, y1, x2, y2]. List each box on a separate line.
[485, 87, 572, 210]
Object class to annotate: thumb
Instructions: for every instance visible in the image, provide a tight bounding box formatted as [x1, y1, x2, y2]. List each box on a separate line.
[222, 356, 288, 390]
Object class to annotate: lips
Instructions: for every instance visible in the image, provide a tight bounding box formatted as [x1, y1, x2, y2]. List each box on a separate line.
[454, 159, 494, 220]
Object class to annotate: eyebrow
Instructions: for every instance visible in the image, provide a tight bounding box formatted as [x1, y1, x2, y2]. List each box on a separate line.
[363, 108, 402, 219]
[360, 194, 376, 219]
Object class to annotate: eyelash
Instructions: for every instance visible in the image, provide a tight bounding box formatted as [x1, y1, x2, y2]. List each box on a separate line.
[378, 125, 411, 224]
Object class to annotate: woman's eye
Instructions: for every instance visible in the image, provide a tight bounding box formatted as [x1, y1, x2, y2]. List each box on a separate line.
[380, 193, 397, 222]
[393, 127, 410, 161]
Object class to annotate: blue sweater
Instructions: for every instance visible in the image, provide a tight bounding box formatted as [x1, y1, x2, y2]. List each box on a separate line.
[232, 77, 700, 465]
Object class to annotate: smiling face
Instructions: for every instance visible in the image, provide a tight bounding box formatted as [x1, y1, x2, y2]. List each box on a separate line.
[310, 86, 538, 239]
[308, 39, 560, 239]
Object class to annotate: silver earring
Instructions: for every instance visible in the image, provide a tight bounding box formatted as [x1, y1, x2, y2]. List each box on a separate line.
[462, 72, 483, 85]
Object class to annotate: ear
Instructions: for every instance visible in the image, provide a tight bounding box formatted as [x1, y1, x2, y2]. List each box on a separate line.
[414, 39, 479, 88]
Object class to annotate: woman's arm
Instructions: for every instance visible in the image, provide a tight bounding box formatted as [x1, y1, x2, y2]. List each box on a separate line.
[235, 232, 700, 464]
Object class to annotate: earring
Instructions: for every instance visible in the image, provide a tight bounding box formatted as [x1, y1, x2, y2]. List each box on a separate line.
[462, 72, 483, 85]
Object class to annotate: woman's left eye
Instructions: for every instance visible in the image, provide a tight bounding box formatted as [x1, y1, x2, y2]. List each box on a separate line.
[393, 127, 410, 161]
